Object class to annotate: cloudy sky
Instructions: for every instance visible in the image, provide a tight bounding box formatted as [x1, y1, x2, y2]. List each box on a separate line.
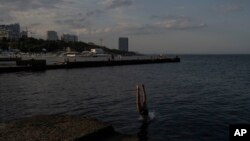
[1, 0, 250, 54]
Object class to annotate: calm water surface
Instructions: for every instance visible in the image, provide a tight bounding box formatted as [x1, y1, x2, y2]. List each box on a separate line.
[1, 55, 250, 141]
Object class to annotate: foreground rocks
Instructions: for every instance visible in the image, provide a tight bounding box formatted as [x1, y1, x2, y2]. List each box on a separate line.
[0, 115, 137, 141]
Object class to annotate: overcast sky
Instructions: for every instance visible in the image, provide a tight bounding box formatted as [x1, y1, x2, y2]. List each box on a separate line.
[1, 0, 250, 54]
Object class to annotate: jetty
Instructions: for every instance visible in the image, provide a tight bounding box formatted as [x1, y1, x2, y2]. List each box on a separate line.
[0, 56, 180, 73]
[0, 57, 21, 61]
[0, 115, 137, 141]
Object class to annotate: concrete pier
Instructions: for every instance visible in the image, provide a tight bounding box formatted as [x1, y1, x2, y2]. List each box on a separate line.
[0, 57, 21, 61]
[0, 57, 180, 73]
[0, 115, 137, 141]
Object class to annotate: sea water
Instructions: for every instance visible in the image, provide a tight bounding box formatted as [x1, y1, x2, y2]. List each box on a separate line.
[1, 55, 250, 141]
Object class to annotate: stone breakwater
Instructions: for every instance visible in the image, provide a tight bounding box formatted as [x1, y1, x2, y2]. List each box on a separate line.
[0, 115, 137, 141]
[0, 57, 180, 73]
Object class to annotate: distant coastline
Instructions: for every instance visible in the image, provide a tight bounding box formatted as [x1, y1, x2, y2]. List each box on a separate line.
[0, 37, 138, 56]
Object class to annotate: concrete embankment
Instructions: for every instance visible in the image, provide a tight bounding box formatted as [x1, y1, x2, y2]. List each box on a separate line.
[0, 57, 180, 73]
[0, 115, 137, 141]
[0, 57, 21, 61]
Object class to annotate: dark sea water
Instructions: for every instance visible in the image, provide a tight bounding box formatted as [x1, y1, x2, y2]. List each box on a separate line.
[1, 55, 250, 141]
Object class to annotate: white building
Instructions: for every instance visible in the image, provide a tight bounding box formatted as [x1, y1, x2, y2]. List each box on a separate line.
[90, 48, 104, 54]
[119, 37, 129, 52]
[61, 34, 78, 42]
[47, 31, 58, 41]
[0, 23, 20, 40]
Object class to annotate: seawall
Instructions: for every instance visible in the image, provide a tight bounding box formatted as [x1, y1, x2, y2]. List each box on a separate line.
[0, 57, 180, 73]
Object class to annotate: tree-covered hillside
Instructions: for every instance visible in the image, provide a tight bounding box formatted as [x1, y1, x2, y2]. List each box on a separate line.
[0, 38, 137, 55]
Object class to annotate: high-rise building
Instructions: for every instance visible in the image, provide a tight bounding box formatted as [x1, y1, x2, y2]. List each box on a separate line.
[47, 31, 58, 41]
[119, 37, 129, 52]
[0, 23, 20, 40]
[61, 34, 78, 42]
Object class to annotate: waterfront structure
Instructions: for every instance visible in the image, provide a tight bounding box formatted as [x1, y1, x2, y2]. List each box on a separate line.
[119, 37, 129, 52]
[47, 31, 58, 41]
[0, 23, 20, 40]
[0, 57, 180, 73]
[61, 34, 78, 42]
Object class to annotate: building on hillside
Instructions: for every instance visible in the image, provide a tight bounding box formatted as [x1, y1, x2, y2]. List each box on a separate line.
[47, 31, 58, 41]
[61, 34, 78, 42]
[119, 37, 128, 52]
[0, 23, 20, 40]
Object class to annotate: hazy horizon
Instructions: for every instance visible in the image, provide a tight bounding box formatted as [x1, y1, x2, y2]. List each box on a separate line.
[1, 0, 250, 54]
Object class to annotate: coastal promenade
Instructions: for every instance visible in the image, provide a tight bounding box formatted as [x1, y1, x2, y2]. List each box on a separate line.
[0, 56, 180, 73]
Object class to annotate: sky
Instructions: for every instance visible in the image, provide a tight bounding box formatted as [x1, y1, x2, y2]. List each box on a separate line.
[1, 0, 250, 54]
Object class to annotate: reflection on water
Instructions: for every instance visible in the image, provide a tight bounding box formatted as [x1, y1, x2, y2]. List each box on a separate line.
[137, 112, 155, 141]
[137, 121, 150, 141]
